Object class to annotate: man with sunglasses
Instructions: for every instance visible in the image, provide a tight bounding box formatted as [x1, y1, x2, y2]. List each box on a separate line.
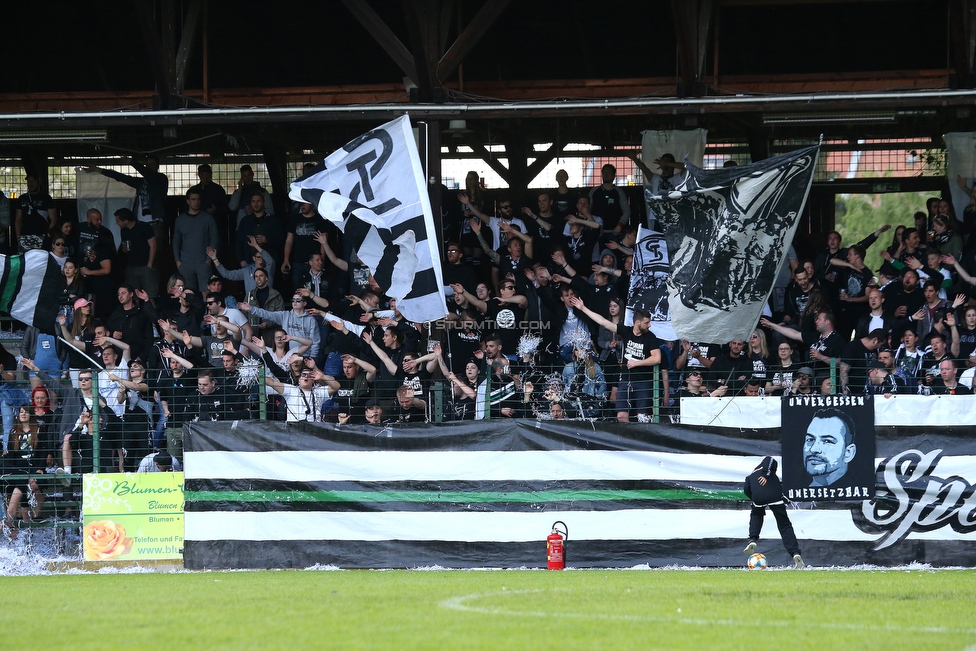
[264, 357, 338, 422]
[21, 367, 116, 477]
[458, 280, 527, 360]
[442, 241, 478, 297]
[50, 237, 69, 267]
[204, 292, 250, 341]
[783, 366, 816, 396]
[677, 370, 728, 398]
[458, 193, 527, 253]
[239, 293, 321, 359]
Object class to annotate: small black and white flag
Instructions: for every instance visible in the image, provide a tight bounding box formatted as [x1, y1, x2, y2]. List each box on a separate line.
[289, 115, 448, 323]
[646, 146, 819, 342]
[625, 225, 676, 341]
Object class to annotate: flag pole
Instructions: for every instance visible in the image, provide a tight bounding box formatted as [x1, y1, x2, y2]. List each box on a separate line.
[57, 336, 106, 370]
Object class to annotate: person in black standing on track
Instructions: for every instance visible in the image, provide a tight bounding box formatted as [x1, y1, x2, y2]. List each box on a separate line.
[743, 456, 804, 569]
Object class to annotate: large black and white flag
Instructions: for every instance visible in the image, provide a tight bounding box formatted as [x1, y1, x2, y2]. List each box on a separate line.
[0, 250, 65, 334]
[646, 146, 819, 342]
[289, 115, 447, 323]
[625, 225, 676, 341]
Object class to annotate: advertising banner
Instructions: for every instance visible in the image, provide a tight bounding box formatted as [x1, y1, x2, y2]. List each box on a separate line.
[83, 472, 185, 561]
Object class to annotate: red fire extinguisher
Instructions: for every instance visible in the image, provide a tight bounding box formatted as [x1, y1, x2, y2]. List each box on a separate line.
[547, 521, 569, 570]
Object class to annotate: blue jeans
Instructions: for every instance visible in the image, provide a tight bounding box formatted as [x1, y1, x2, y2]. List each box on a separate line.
[0, 384, 29, 452]
[314, 320, 334, 370]
[153, 397, 168, 450]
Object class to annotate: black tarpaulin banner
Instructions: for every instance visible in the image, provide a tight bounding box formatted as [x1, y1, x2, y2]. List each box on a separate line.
[182, 418, 976, 569]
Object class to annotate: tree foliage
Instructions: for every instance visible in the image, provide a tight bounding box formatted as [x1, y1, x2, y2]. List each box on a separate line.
[835, 192, 931, 274]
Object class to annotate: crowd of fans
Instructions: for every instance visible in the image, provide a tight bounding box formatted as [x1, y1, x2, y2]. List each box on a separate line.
[2, 156, 976, 532]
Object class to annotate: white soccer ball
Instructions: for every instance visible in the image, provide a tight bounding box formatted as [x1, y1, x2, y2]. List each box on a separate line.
[747, 553, 768, 569]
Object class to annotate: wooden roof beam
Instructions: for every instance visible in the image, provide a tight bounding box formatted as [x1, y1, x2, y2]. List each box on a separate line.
[525, 142, 565, 184]
[402, 0, 441, 100]
[341, 0, 418, 84]
[437, 0, 513, 82]
[949, 0, 976, 88]
[175, 0, 204, 93]
[135, 1, 176, 102]
[466, 140, 511, 183]
[671, 0, 714, 97]
[136, 0, 205, 105]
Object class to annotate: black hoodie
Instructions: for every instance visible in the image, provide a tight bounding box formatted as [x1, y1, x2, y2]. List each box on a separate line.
[744, 456, 785, 506]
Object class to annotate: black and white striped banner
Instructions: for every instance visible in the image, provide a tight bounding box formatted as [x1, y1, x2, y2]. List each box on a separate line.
[289, 115, 447, 323]
[183, 419, 976, 569]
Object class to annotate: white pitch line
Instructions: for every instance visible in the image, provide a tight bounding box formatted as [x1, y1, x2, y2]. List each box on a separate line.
[439, 590, 976, 636]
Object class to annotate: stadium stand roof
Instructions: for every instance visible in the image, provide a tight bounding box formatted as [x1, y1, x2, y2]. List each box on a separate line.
[0, 0, 972, 221]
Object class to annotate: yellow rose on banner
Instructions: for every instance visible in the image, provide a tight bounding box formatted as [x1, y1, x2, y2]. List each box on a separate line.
[84, 520, 134, 561]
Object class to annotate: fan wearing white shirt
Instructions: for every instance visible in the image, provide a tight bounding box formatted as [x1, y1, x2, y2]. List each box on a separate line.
[264, 362, 338, 422]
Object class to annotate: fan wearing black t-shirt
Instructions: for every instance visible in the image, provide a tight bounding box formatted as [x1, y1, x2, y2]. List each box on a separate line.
[570, 297, 661, 422]
[557, 216, 601, 277]
[839, 329, 884, 394]
[761, 312, 846, 380]
[282, 202, 330, 284]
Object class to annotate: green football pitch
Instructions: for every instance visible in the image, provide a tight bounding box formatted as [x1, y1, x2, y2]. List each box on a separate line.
[2, 568, 974, 650]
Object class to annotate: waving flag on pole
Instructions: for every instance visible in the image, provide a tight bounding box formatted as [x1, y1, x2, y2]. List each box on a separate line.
[646, 146, 819, 343]
[289, 115, 447, 323]
[0, 249, 64, 334]
[626, 225, 676, 341]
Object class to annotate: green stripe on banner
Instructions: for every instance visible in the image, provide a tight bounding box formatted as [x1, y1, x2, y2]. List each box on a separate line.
[0, 254, 20, 313]
[185, 488, 744, 503]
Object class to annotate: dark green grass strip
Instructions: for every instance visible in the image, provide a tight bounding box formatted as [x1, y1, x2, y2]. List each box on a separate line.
[184, 488, 743, 503]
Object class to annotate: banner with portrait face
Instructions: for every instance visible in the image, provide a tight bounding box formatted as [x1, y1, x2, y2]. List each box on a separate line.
[781, 394, 876, 501]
